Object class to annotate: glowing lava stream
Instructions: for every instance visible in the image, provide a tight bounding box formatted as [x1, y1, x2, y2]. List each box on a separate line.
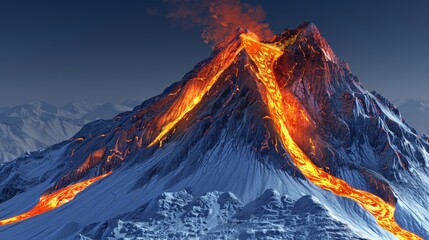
[0, 172, 110, 226]
[146, 32, 421, 239]
[0, 33, 421, 239]
[148, 38, 245, 147]
[239, 33, 422, 240]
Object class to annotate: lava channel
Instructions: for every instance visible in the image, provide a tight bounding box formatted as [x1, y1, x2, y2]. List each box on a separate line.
[0, 172, 110, 226]
[239, 33, 422, 240]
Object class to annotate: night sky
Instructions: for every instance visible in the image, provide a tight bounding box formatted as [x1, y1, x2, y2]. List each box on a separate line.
[0, 0, 428, 106]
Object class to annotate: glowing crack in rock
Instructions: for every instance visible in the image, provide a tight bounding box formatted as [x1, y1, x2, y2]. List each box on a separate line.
[239, 33, 422, 240]
[148, 31, 422, 239]
[0, 31, 423, 239]
[0, 172, 111, 226]
[148, 36, 245, 147]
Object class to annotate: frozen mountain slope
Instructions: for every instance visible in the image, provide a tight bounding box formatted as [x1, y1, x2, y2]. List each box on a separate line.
[0, 22, 427, 239]
[0, 101, 138, 163]
[75, 190, 367, 240]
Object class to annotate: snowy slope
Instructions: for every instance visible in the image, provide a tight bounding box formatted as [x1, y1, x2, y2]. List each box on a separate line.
[0, 101, 140, 163]
[0, 142, 391, 239]
[83, 189, 367, 240]
[0, 22, 428, 240]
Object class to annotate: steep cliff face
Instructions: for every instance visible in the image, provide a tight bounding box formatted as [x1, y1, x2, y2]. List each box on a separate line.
[0, 22, 427, 239]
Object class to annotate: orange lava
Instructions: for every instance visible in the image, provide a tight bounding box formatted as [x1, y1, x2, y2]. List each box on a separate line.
[147, 31, 422, 238]
[0, 31, 422, 240]
[239, 33, 422, 240]
[0, 172, 110, 226]
[148, 36, 244, 147]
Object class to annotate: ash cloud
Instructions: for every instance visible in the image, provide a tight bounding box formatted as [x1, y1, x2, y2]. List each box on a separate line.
[164, 0, 273, 45]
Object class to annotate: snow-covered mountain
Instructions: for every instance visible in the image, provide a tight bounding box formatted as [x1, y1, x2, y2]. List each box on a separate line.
[89, 189, 367, 239]
[0, 22, 428, 239]
[0, 101, 142, 163]
[394, 99, 429, 134]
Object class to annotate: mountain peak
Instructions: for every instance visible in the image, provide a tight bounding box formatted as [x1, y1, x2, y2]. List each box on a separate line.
[274, 22, 340, 65]
[297, 21, 321, 36]
[0, 22, 427, 239]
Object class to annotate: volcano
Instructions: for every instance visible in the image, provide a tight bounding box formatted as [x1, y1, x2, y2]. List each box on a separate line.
[0, 22, 428, 239]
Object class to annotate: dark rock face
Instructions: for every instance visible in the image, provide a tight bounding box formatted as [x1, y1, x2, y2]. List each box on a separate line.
[274, 22, 429, 204]
[0, 22, 428, 239]
[28, 22, 427, 204]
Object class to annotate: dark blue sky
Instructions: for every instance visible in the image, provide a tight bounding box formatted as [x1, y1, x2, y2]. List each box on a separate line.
[0, 0, 428, 106]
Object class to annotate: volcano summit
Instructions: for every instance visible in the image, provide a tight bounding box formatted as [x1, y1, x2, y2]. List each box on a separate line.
[0, 22, 428, 240]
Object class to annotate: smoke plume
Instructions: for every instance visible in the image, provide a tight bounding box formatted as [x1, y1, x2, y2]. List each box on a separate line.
[165, 0, 273, 45]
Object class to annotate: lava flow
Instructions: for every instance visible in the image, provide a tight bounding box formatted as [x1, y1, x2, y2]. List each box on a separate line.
[145, 31, 422, 239]
[148, 34, 244, 147]
[239, 33, 422, 240]
[0, 172, 110, 226]
[0, 30, 422, 239]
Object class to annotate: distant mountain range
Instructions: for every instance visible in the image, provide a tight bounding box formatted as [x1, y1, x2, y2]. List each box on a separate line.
[0, 100, 142, 163]
[0, 23, 427, 239]
[0, 97, 423, 165]
[395, 99, 429, 134]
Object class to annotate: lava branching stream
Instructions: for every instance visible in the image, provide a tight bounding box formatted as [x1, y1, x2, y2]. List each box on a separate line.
[239, 33, 422, 240]
[0, 172, 110, 226]
[0, 31, 423, 240]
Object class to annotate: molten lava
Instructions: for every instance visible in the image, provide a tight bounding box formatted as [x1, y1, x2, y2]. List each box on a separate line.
[0, 172, 110, 226]
[239, 33, 421, 240]
[0, 29, 422, 240]
[145, 31, 422, 239]
[148, 35, 244, 147]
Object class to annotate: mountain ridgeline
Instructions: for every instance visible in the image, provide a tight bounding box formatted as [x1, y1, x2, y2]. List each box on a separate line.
[0, 101, 142, 163]
[0, 22, 428, 239]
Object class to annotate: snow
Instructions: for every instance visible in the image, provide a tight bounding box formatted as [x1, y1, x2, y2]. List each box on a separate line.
[86, 189, 367, 240]
[0, 138, 394, 239]
[0, 22, 428, 240]
[0, 101, 138, 163]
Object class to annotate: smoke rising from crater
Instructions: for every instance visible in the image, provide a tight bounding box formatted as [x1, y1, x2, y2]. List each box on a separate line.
[165, 0, 273, 45]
